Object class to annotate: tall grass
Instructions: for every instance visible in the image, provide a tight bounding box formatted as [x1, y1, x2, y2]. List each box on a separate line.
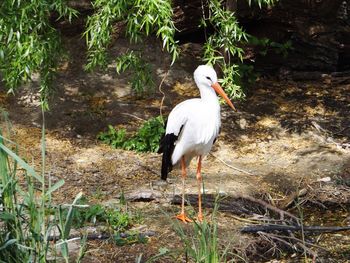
[172, 196, 241, 263]
[0, 111, 85, 262]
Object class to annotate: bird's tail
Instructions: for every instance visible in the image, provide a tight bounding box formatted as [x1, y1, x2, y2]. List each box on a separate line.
[158, 133, 177, 180]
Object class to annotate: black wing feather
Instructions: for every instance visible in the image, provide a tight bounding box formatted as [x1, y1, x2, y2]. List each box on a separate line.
[158, 124, 184, 181]
[159, 133, 177, 180]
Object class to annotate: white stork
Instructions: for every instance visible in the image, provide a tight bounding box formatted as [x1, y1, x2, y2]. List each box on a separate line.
[158, 65, 236, 222]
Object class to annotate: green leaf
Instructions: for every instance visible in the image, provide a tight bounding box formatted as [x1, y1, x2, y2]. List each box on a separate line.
[0, 212, 16, 221]
[0, 239, 17, 251]
[63, 191, 83, 238]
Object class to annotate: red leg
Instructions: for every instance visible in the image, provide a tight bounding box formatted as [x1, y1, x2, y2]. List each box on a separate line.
[175, 156, 192, 223]
[196, 156, 203, 222]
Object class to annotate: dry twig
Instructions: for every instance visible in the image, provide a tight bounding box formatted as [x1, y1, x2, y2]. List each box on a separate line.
[210, 153, 255, 176]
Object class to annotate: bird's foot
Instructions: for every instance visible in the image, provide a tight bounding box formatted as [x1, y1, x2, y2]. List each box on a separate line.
[197, 213, 204, 222]
[175, 213, 193, 223]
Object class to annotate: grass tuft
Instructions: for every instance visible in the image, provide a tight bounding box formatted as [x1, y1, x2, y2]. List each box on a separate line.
[0, 111, 85, 262]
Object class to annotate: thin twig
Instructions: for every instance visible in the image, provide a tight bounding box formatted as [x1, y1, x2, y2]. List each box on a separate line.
[267, 233, 327, 251]
[210, 153, 255, 176]
[228, 214, 261, 224]
[267, 232, 320, 262]
[240, 194, 300, 223]
[122, 113, 145, 121]
[158, 69, 169, 119]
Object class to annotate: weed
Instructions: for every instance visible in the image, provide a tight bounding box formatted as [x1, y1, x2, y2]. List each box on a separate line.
[60, 201, 131, 233]
[97, 125, 127, 148]
[114, 233, 148, 246]
[97, 116, 165, 153]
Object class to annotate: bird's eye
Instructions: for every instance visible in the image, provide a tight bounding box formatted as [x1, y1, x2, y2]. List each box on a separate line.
[206, 76, 212, 81]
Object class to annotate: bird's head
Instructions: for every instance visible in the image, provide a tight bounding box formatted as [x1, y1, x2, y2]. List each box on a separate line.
[194, 65, 236, 111]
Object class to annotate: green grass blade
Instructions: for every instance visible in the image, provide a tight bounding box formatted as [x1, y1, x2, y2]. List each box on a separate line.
[0, 239, 17, 251]
[45, 179, 65, 197]
[64, 192, 83, 238]
[0, 143, 43, 183]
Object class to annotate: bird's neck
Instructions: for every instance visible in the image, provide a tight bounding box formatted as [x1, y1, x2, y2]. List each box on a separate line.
[199, 85, 220, 110]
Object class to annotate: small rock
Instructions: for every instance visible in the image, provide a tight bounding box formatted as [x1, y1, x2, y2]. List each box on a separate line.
[124, 189, 162, 202]
[238, 118, 248, 129]
[317, 177, 331, 183]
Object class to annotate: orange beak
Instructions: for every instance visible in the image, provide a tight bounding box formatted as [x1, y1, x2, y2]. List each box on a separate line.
[211, 82, 236, 111]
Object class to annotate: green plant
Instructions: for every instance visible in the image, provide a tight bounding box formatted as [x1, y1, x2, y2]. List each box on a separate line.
[249, 36, 293, 57]
[171, 196, 244, 263]
[57, 200, 147, 247]
[116, 51, 154, 94]
[202, 0, 248, 100]
[85, 0, 178, 69]
[97, 125, 127, 148]
[60, 202, 131, 232]
[174, 216, 223, 262]
[0, 0, 78, 109]
[84, 0, 178, 93]
[57, 192, 85, 262]
[0, 111, 85, 262]
[97, 116, 165, 153]
[248, 0, 278, 7]
[202, 0, 279, 100]
[114, 233, 148, 246]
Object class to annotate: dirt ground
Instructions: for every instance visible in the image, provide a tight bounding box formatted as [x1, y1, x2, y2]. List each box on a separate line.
[0, 35, 349, 262]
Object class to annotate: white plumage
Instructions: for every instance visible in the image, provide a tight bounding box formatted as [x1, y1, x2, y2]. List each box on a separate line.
[168, 98, 220, 166]
[159, 65, 235, 222]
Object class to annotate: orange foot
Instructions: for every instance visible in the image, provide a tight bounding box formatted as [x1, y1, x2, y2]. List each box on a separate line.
[175, 213, 193, 223]
[197, 213, 204, 222]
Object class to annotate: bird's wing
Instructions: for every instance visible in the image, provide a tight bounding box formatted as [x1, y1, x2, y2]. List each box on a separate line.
[159, 99, 199, 180]
[165, 99, 197, 135]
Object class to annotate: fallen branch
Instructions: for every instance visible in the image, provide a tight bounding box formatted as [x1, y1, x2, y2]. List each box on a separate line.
[258, 231, 318, 261]
[241, 224, 350, 233]
[47, 231, 156, 242]
[171, 193, 299, 223]
[240, 195, 300, 223]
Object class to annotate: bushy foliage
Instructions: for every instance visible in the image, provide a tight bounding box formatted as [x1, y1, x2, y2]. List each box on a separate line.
[0, 0, 77, 109]
[0, 0, 280, 107]
[84, 0, 178, 71]
[85, 0, 280, 100]
[116, 51, 154, 94]
[97, 116, 165, 153]
[203, 0, 279, 99]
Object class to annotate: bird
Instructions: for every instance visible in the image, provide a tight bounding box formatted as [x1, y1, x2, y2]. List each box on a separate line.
[158, 65, 236, 223]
